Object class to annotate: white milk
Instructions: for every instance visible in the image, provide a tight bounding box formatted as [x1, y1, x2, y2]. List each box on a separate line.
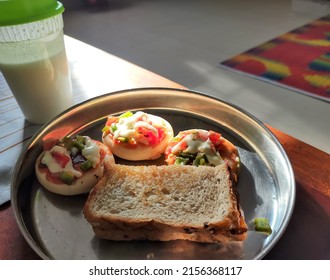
[0, 29, 73, 124]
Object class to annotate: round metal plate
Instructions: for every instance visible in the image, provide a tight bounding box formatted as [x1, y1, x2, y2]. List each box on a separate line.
[11, 88, 295, 259]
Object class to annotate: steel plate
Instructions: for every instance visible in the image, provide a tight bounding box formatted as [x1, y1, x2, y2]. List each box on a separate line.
[11, 88, 295, 260]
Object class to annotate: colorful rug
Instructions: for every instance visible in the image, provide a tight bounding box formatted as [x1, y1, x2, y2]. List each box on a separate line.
[219, 15, 330, 102]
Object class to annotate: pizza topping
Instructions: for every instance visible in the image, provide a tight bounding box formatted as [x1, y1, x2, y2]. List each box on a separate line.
[165, 129, 240, 181]
[39, 135, 103, 185]
[41, 145, 82, 178]
[102, 111, 168, 147]
[81, 138, 101, 168]
[59, 171, 75, 185]
[165, 130, 224, 166]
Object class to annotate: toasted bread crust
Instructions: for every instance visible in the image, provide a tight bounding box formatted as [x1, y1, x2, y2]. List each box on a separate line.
[83, 163, 247, 243]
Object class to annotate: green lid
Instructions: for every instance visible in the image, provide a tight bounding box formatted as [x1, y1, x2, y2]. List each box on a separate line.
[0, 0, 64, 26]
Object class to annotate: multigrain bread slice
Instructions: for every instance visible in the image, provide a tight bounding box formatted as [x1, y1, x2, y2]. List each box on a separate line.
[83, 163, 247, 243]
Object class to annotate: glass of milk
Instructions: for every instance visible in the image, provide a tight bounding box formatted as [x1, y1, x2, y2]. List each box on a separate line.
[0, 1, 73, 124]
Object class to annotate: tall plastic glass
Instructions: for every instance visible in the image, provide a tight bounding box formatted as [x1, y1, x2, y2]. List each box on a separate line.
[0, 1, 73, 124]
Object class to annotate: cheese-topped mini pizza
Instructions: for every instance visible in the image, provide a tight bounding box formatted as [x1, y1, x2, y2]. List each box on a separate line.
[35, 135, 114, 195]
[164, 129, 240, 181]
[102, 111, 174, 161]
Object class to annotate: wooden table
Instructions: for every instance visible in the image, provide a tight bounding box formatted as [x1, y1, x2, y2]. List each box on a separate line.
[0, 36, 329, 260]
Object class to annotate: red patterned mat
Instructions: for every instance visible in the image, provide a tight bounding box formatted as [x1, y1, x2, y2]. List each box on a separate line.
[219, 15, 330, 102]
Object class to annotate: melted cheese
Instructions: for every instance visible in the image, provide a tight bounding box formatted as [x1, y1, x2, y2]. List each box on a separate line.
[114, 116, 137, 138]
[134, 121, 158, 136]
[41, 146, 82, 177]
[81, 137, 101, 168]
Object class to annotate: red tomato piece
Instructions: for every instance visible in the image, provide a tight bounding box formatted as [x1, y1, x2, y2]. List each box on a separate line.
[197, 130, 209, 141]
[137, 126, 162, 145]
[146, 131, 157, 145]
[45, 170, 63, 184]
[52, 152, 70, 168]
[208, 131, 222, 146]
[105, 116, 118, 126]
[157, 127, 165, 141]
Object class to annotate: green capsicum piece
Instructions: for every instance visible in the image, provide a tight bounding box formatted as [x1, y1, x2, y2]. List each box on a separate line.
[253, 218, 272, 235]
[80, 160, 93, 172]
[60, 171, 75, 185]
[117, 136, 129, 143]
[193, 153, 208, 166]
[175, 157, 190, 165]
[119, 111, 133, 118]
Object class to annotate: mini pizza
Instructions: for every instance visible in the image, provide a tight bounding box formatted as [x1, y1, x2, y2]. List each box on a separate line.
[102, 111, 174, 161]
[35, 135, 114, 195]
[164, 129, 240, 181]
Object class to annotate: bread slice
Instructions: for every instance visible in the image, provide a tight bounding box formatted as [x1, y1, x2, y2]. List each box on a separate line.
[83, 163, 247, 243]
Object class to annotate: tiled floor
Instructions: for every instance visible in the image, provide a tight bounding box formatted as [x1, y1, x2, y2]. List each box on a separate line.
[62, 0, 329, 153]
